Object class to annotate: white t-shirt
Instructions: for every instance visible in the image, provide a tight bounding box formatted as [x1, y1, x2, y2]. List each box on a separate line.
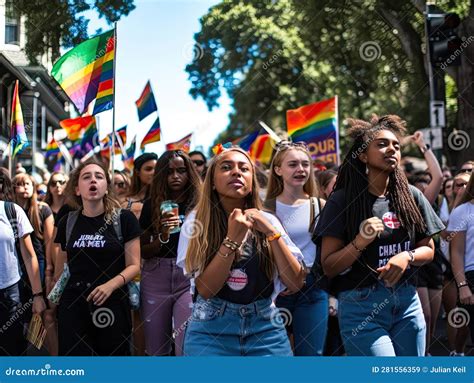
[177, 210, 303, 301]
[0, 201, 34, 289]
[447, 201, 474, 273]
[439, 197, 450, 259]
[276, 199, 316, 267]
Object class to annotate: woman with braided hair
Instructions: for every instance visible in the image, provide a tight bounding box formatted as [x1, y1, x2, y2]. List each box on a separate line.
[315, 114, 444, 356]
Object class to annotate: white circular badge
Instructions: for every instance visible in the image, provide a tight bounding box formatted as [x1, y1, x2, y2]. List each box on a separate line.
[226, 269, 248, 291]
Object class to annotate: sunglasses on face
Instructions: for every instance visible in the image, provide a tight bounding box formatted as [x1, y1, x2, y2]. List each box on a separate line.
[51, 180, 66, 186]
[192, 160, 205, 166]
[460, 168, 473, 173]
[455, 182, 468, 188]
[114, 182, 126, 189]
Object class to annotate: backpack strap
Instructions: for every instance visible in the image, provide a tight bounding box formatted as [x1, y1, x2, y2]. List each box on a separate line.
[66, 210, 81, 248]
[5, 201, 19, 241]
[112, 208, 123, 243]
[309, 197, 321, 233]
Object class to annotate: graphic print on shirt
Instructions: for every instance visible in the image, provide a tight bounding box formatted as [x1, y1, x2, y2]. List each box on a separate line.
[73, 234, 106, 248]
[378, 211, 410, 268]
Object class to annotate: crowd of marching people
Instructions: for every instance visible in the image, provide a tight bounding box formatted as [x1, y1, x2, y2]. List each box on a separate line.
[1, 114, 474, 357]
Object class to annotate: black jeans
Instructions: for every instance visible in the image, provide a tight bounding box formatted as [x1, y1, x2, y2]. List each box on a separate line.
[58, 280, 131, 356]
[0, 282, 28, 356]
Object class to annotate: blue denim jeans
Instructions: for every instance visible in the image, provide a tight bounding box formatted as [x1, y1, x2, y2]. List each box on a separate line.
[338, 281, 426, 356]
[275, 273, 329, 355]
[184, 295, 292, 356]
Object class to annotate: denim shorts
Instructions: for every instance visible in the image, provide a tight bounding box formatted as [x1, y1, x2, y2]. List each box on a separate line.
[338, 281, 426, 356]
[184, 295, 292, 356]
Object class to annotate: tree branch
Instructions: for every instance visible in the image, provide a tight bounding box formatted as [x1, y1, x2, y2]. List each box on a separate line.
[376, 6, 427, 78]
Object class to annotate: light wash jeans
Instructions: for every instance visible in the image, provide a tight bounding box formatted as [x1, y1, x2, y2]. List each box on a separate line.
[184, 295, 292, 356]
[338, 281, 426, 356]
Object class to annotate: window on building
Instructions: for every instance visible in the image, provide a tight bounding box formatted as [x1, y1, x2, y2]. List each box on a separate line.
[5, 1, 20, 45]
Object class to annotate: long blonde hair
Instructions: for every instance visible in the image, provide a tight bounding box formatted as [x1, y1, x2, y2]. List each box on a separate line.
[64, 159, 121, 221]
[265, 144, 320, 202]
[185, 147, 275, 279]
[13, 173, 44, 239]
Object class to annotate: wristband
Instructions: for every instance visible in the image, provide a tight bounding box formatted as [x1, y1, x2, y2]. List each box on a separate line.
[407, 250, 415, 264]
[159, 233, 170, 244]
[420, 144, 431, 154]
[351, 240, 364, 253]
[217, 249, 234, 258]
[118, 273, 126, 286]
[32, 291, 43, 298]
[457, 280, 469, 289]
[267, 232, 281, 242]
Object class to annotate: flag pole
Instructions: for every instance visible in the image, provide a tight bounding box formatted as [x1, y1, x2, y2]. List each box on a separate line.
[111, 22, 117, 174]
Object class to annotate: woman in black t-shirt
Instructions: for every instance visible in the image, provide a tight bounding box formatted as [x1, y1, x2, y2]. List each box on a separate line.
[139, 150, 201, 356]
[54, 159, 141, 356]
[316, 115, 444, 356]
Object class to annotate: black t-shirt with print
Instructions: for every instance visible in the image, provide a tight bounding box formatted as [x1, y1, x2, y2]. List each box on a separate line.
[55, 209, 142, 287]
[216, 235, 274, 305]
[139, 199, 189, 259]
[315, 185, 445, 293]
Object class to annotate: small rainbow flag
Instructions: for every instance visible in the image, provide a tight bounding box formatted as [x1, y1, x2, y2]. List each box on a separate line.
[166, 133, 192, 153]
[140, 116, 161, 149]
[80, 123, 99, 154]
[135, 81, 157, 121]
[286, 97, 339, 163]
[102, 126, 127, 155]
[60, 115, 96, 141]
[45, 138, 60, 159]
[236, 129, 275, 164]
[51, 29, 115, 115]
[10, 80, 29, 158]
[122, 136, 136, 170]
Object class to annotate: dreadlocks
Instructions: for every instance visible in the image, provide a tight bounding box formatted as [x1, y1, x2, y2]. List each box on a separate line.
[335, 114, 426, 240]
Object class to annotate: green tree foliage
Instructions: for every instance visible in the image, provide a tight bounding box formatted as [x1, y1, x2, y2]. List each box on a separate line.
[187, 0, 472, 165]
[15, 0, 135, 64]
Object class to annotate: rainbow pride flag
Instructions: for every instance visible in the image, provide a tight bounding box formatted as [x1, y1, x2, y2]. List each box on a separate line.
[236, 129, 275, 164]
[286, 97, 339, 163]
[45, 138, 60, 159]
[166, 133, 192, 153]
[80, 123, 99, 154]
[60, 115, 96, 141]
[122, 136, 136, 170]
[135, 81, 157, 121]
[10, 80, 29, 158]
[102, 126, 127, 155]
[140, 116, 161, 149]
[51, 29, 115, 115]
